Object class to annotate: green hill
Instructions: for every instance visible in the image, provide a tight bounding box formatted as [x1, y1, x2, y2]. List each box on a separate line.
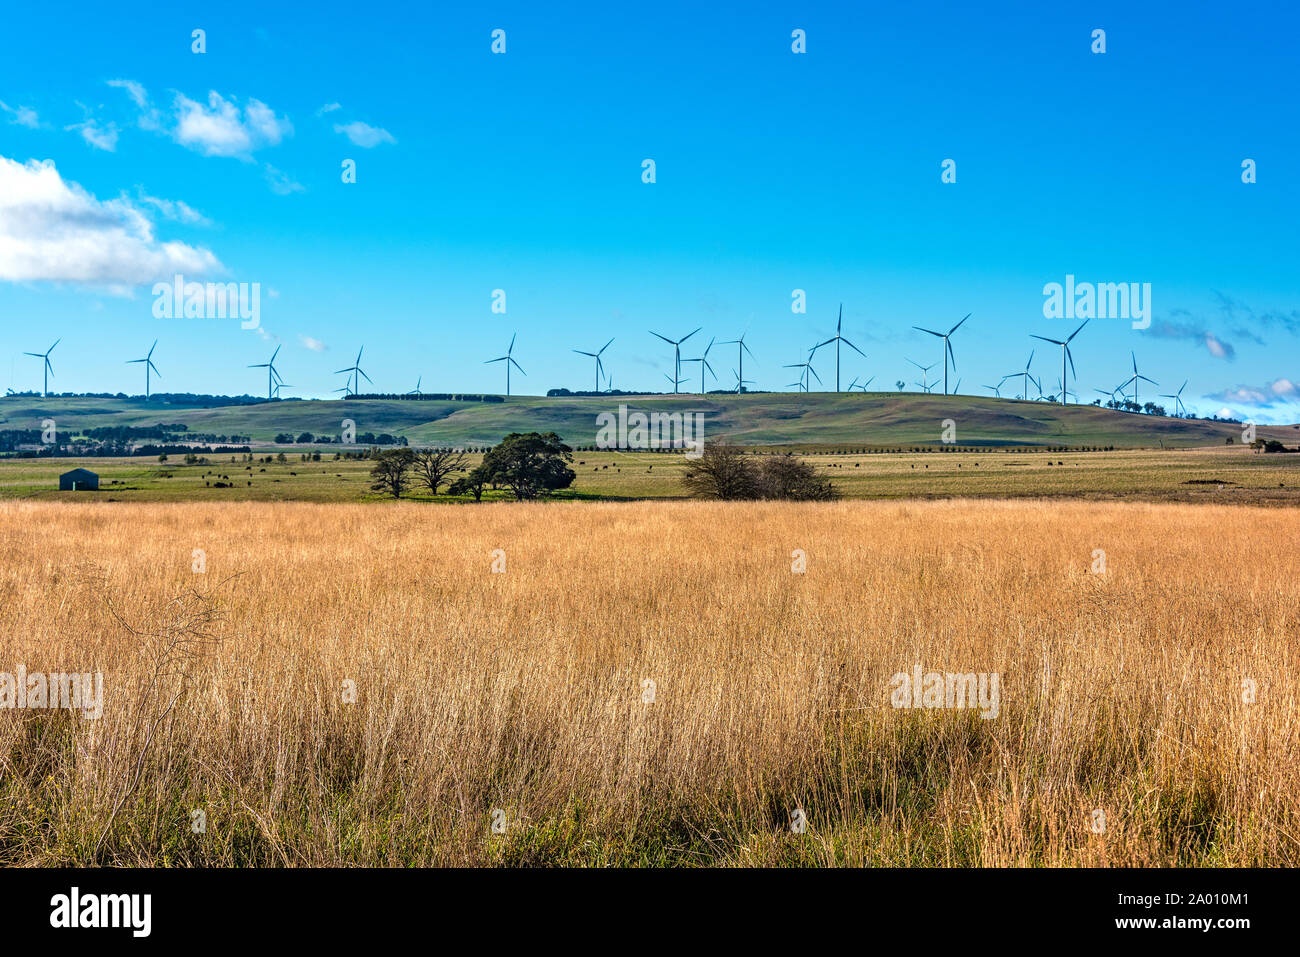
[2, 392, 1295, 449]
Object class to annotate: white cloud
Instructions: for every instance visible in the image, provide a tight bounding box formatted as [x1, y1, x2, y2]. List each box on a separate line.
[107, 79, 162, 130]
[0, 100, 39, 129]
[66, 118, 119, 152]
[1205, 334, 1229, 359]
[0, 156, 220, 286]
[316, 102, 342, 116]
[299, 335, 327, 352]
[263, 163, 304, 195]
[1215, 407, 1234, 419]
[1208, 379, 1300, 408]
[174, 91, 292, 157]
[333, 120, 395, 148]
[135, 190, 210, 226]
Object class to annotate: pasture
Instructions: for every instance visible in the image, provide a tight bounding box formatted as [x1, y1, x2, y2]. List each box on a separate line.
[0, 498, 1296, 866]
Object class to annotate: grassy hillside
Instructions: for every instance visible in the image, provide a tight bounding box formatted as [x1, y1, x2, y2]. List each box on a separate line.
[2, 391, 1296, 449]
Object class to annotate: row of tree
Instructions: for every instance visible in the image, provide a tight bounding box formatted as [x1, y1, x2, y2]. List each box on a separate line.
[369, 432, 576, 500]
[369, 434, 839, 503]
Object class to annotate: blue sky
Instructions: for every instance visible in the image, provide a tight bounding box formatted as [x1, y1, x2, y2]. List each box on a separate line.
[1, 1, 1298, 419]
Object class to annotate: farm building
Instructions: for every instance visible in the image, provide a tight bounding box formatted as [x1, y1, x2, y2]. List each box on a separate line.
[59, 468, 99, 491]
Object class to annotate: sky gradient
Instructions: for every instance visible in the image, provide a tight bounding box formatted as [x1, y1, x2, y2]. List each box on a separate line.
[2, 1, 1298, 420]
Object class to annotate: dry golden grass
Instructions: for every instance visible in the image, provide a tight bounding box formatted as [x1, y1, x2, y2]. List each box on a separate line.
[0, 499, 1296, 866]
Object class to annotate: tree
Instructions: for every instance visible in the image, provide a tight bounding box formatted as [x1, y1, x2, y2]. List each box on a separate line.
[369, 448, 415, 498]
[412, 448, 469, 495]
[480, 432, 575, 500]
[448, 464, 490, 501]
[681, 443, 758, 500]
[756, 453, 837, 500]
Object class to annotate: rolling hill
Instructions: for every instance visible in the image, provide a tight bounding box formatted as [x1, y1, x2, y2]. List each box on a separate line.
[2, 392, 1295, 449]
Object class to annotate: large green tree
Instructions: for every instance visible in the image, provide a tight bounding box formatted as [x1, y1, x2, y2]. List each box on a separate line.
[480, 432, 575, 500]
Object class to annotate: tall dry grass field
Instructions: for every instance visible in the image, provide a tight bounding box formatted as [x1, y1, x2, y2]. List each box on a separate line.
[0, 499, 1296, 866]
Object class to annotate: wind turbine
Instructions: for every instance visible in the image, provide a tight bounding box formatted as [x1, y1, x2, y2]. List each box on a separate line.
[911, 314, 969, 394]
[720, 331, 755, 395]
[815, 304, 867, 392]
[649, 328, 700, 394]
[126, 340, 161, 399]
[982, 379, 1007, 397]
[850, 375, 875, 392]
[783, 355, 821, 393]
[1003, 350, 1036, 400]
[732, 368, 755, 393]
[408, 376, 423, 396]
[682, 337, 717, 394]
[907, 359, 939, 393]
[334, 346, 371, 397]
[1030, 319, 1089, 406]
[485, 334, 525, 396]
[573, 337, 614, 393]
[24, 339, 59, 397]
[272, 381, 293, 398]
[1159, 379, 1189, 416]
[1118, 351, 1158, 406]
[248, 345, 282, 400]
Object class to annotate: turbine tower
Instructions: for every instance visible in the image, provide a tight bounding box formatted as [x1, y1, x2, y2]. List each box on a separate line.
[248, 345, 282, 400]
[126, 340, 161, 399]
[815, 304, 866, 392]
[906, 359, 938, 394]
[683, 337, 717, 394]
[334, 346, 371, 397]
[720, 331, 755, 396]
[783, 354, 821, 393]
[1003, 350, 1037, 400]
[911, 314, 969, 395]
[1030, 319, 1089, 406]
[649, 328, 700, 395]
[24, 339, 59, 397]
[573, 337, 614, 393]
[408, 376, 423, 396]
[485, 334, 525, 396]
[1119, 351, 1158, 406]
[1159, 379, 1188, 416]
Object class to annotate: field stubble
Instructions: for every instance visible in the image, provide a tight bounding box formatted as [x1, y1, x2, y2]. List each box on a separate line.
[0, 498, 1296, 866]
